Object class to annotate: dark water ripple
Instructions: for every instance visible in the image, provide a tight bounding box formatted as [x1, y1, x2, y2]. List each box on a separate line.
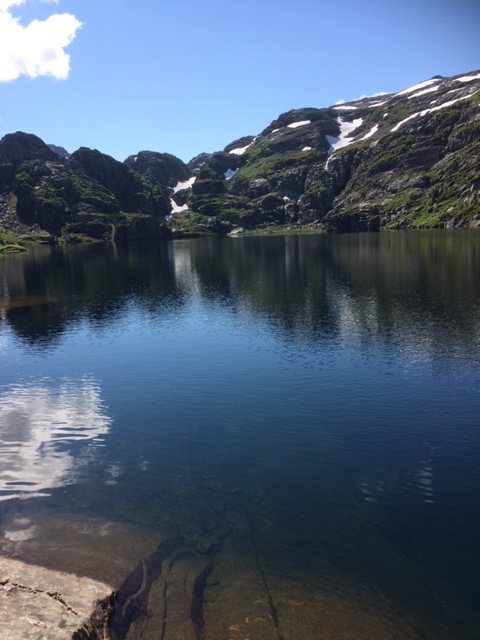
[0, 231, 479, 638]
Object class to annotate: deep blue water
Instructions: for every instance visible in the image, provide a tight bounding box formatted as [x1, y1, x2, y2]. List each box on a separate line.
[0, 231, 479, 638]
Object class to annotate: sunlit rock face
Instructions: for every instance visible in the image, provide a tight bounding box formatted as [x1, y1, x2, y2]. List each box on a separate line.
[179, 70, 480, 233]
[0, 70, 479, 239]
[0, 378, 111, 500]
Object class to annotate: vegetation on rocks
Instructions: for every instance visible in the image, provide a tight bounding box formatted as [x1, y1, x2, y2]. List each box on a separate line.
[0, 71, 478, 241]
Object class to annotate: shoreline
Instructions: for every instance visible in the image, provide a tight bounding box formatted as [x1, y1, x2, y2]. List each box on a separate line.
[0, 555, 115, 640]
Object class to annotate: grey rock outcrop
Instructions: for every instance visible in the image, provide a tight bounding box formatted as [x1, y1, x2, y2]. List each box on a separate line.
[0, 556, 114, 640]
[124, 150, 190, 190]
[172, 70, 480, 233]
[0, 137, 171, 241]
[1, 70, 479, 240]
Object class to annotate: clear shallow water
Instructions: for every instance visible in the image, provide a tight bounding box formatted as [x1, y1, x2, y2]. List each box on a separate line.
[0, 232, 479, 639]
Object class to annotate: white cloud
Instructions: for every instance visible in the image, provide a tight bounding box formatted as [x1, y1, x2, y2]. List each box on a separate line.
[0, 1, 24, 10]
[0, 0, 81, 82]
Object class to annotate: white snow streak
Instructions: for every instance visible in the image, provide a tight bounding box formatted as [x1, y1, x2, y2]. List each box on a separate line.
[429, 93, 477, 113]
[408, 85, 439, 98]
[456, 73, 480, 83]
[170, 198, 188, 214]
[229, 142, 253, 155]
[325, 118, 364, 155]
[395, 79, 438, 96]
[287, 120, 311, 128]
[302, 146, 312, 151]
[173, 176, 196, 193]
[224, 168, 238, 180]
[391, 113, 419, 132]
[391, 92, 477, 132]
[368, 101, 387, 107]
[358, 124, 379, 141]
[333, 105, 358, 110]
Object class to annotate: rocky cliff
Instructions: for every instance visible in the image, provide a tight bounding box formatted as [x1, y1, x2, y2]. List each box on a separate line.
[0, 135, 171, 244]
[164, 70, 480, 234]
[0, 70, 479, 244]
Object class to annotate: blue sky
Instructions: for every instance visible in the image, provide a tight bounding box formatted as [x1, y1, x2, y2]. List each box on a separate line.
[0, 0, 479, 163]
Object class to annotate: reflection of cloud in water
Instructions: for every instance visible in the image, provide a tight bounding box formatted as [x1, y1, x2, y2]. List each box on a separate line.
[359, 456, 436, 505]
[0, 378, 111, 500]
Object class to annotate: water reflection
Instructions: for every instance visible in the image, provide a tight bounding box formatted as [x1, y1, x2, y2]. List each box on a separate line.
[0, 378, 111, 500]
[0, 233, 479, 637]
[1, 232, 479, 366]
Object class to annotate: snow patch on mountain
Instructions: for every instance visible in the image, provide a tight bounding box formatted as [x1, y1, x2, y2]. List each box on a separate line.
[170, 198, 188, 214]
[229, 144, 251, 155]
[358, 124, 379, 141]
[391, 92, 477, 132]
[287, 120, 311, 129]
[396, 79, 438, 96]
[325, 118, 364, 169]
[408, 86, 439, 99]
[173, 176, 196, 193]
[456, 73, 480, 83]
[224, 168, 238, 180]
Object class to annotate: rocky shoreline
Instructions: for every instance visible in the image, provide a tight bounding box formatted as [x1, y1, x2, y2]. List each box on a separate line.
[0, 503, 458, 640]
[0, 556, 115, 640]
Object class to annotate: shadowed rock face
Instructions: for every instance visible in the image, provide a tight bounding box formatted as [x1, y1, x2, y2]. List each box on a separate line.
[0, 132, 58, 166]
[71, 147, 170, 218]
[124, 151, 190, 190]
[0, 138, 171, 242]
[0, 70, 479, 241]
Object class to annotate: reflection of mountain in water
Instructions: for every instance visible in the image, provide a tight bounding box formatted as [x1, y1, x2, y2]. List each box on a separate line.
[1, 232, 480, 364]
[0, 378, 111, 500]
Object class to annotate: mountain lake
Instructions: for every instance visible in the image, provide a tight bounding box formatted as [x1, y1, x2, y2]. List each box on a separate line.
[0, 230, 479, 640]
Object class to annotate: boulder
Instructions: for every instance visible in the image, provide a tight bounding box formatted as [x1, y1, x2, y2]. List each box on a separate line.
[0, 556, 115, 640]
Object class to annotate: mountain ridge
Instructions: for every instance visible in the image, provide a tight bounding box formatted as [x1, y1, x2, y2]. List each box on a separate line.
[1, 69, 479, 247]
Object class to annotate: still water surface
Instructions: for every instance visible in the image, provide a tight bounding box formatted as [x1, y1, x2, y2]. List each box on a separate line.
[0, 232, 479, 639]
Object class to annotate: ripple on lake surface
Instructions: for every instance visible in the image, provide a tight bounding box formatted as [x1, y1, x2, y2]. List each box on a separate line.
[0, 232, 479, 639]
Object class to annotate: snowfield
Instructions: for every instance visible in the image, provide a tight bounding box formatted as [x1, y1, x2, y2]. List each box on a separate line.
[224, 168, 238, 180]
[173, 176, 196, 193]
[326, 117, 364, 155]
[358, 124, 379, 141]
[170, 198, 188, 214]
[391, 91, 477, 132]
[287, 120, 311, 128]
[408, 86, 439, 99]
[395, 79, 438, 96]
[456, 73, 480, 82]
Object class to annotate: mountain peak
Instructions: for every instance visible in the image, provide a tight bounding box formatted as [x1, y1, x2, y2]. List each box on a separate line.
[0, 70, 479, 242]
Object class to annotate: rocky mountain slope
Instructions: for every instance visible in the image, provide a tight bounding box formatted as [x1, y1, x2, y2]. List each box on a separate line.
[1, 70, 479, 245]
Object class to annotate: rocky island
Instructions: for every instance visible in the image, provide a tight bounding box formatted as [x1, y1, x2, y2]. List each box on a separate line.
[0, 69, 479, 248]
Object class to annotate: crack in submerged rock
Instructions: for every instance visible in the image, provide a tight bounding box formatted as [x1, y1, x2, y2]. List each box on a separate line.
[159, 575, 168, 640]
[251, 538, 285, 640]
[190, 563, 213, 640]
[111, 539, 216, 640]
[111, 538, 178, 640]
